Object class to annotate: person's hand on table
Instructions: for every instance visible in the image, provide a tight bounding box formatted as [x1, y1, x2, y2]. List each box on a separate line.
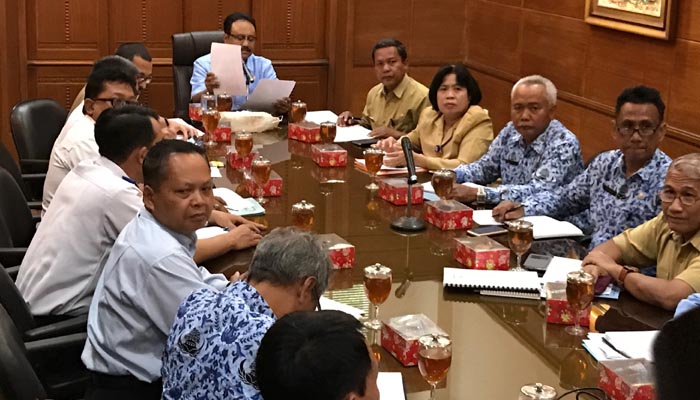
[369, 127, 402, 139]
[204, 72, 220, 94]
[209, 210, 266, 232]
[492, 200, 524, 222]
[226, 224, 263, 250]
[273, 97, 292, 116]
[213, 196, 229, 213]
[382, 150, 407, 167]
[337, 111, 355, 127]
[374, 137, 399, 153]
[582, 250, 623, 282]
[167, 118, 199, 139]
[448, 183, 477, 202]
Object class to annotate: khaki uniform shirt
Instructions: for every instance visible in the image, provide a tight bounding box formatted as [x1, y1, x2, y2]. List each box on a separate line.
[613, 212, 700, 292]
[405, 105, 493, 170]
[360, 74, 430, 133]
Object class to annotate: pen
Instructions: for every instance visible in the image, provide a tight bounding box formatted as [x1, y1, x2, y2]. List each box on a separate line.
[601, 337, 631, 358]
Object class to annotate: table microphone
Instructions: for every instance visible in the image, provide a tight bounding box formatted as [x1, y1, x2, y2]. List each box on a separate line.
[401, 136, 418, 185]
[390, 136, 426, 232]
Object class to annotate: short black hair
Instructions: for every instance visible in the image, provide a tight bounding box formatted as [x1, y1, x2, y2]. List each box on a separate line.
[428, 64, 482, 112]
[256, 311, 372, 400]
[223, 12, 256, 33]
[94, 105, 159, 164]
[615, 85, 665, 121]
[85, 56, 139, 100]
[143, 140, 208, 190]
[654, 306, 700, 400]
[115, 42, 152, 62]
[371, 38, 407, 62]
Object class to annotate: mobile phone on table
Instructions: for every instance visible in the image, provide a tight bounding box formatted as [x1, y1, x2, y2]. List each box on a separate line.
[466, 225, 507, 237]
[523, 253, 552, 272]
[351, 138, 378, 147]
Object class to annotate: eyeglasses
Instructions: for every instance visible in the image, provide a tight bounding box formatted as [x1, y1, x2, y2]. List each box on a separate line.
[227, 33, 257, 42]
[659, 188, 700, 206]
[92, 98, 140, 108]
[137, 74, 153, 84]
[616, 123, 660, 137]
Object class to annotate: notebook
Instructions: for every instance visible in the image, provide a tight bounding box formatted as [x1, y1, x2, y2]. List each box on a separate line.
[443, 267, 541, 300]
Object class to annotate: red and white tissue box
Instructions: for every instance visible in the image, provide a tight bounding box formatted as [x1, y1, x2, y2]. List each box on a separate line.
[378, 178, 424, 206]
[381, 314, 447, 367]
[244, 170, 283, 197]
[599, 359, 655, 400]
[288, 121, 321, 143]
[227, 151, 257, 170]
[545, 282, 590, 326]
[211, 126, 232, 142]
[424, 200, 473, 230]
[318, 233, 354, 270]
[188, 103, 202, 121]
[311, 144, 347, 167]
[453, 236, 510, 270]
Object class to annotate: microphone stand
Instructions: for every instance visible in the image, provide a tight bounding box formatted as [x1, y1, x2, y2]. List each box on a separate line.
[391, 137, 426, 232]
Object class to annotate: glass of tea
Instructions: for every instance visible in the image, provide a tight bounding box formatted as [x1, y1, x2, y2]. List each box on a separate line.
[289, 100, 307, 123]
[507, 220, 534, 271]
[431, 169, 456, 200]
[216, 93, 233, 111]
[363, 263, 392, 330]
[291, 200, 315, 231]
[234, 131, 253, 158]
[363, 148, 385, 190]
[565, 270, 595, 336]
[251, 156, 272, 205]
[319, 122, 337, 143]
[201, 93, 216, 111]
[201, 108, 220, 147]
[418, 334, 452, 400]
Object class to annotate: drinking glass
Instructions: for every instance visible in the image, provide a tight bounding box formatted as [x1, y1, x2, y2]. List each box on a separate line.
[565, 270, 594, 336]
[289, 100, 307, 123]
[319, 122, 337, 143]
[234, 131, 253, 156]
[418, 334, 452, 400]
[291, 200, 315, 231]
[216, 93, 232, 111]
[363, 263, 392, 330]
[201, 108, 220, 147]
[431, 169, 456, 201]
[363, 148, 385, 190]
[201, 93, 216, 111]
[251, 156, 272, 205]
[507, 220, 534, 271]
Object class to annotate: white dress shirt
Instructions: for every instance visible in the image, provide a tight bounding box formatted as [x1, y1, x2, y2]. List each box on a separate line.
[16, 157, 141, 316]
[81, 209, 229, 382]
[42, 113, 97, 214]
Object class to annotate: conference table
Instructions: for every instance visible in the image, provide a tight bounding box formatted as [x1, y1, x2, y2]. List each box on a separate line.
[201, 126, 672, 399]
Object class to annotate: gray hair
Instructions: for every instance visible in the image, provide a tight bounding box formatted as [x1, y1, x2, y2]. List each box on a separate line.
[511, 75, 557, 107]
[668, 153, 700, 181]
[247, 227, 330, 300]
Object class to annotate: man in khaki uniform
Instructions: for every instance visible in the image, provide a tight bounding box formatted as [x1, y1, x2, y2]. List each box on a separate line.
[337, 38, 429, 139]
[583, 153, 700, 310]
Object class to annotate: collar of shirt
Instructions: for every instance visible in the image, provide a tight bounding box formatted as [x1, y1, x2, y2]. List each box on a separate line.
[226, 280, 275, 318]
[382, 74, 411, 100]
[615, 148, 668, 183]
[138, 208, 197, 256]
[96, 156, 132, 181]
[506, 119, 558, 155]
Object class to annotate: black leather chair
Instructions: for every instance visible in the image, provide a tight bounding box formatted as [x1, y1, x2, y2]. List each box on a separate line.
[0, 168, 37, 270]
[0, 143, 44, 206]
[10, 98, 68, 174]
[171, 30, 223, 119]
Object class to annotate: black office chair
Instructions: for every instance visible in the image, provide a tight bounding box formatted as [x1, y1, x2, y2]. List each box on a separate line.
[10, 98, 68, 174]
[171, 30, 224, 119]
[0, 143, 44, 206]
[0, 168, 37, 270]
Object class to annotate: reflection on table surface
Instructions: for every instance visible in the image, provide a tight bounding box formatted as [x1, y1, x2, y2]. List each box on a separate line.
[202, 130, 673, 399]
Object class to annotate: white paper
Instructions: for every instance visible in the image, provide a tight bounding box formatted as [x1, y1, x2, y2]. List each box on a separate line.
[210, 43, 247, 96]
[196, 226, 228, 240]
[210, 167, 222, 178]
[168, 118, 205, 137]
[377, 372, 406, 400]
[541, 256, 583, 283]
[422, 181, 481, 193]
[212, 187, 265, 216]
[472, 209, 503, 226]
[605, 331, 659, 361]
[304, 110, 338, 125]
[583, 333, 627, 362]
[318, 296, 365, 320]
[242, 79, 296, 113]
[335, 125, 372, 142]
[521, 215, 584, 239]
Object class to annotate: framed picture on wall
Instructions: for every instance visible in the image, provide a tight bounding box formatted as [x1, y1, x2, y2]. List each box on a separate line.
[584, 0, 675, 40]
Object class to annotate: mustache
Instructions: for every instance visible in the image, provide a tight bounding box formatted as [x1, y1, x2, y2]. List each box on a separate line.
[241, 46, 252, 53]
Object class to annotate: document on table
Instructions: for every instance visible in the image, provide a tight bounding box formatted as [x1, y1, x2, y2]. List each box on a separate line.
[305, 110, 338, 125]
[318, 296, 365, 320]
[354, 159, 427, 175]
[212, 187, 265, 216]
[210, 166, 222, 178]
[336, 124, 372, 142]
[583, 331, 659, 361]
[539, 257, 620, 299]
[422, 181, 482, 201]
[210, 43, 246, 96]
[241, 79, 296, 113]
[471, 212, 583, 240]
[377, 372, 406, 400]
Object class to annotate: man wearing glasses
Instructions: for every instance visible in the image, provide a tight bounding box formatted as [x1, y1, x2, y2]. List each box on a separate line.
[493, 86, 671, 250]
[190, 12, 291, 115]
[582, 153, 700, 311]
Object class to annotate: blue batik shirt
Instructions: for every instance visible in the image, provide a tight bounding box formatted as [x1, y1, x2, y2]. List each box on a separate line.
[454, 120, 583, 204]
[161, 280, 275, 400]
[523, 149, 671, 249]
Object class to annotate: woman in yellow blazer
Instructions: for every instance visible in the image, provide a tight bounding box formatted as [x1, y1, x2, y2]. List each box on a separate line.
[375, 64, 493, 170]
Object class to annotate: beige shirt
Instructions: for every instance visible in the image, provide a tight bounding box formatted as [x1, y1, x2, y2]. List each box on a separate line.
[613, 212, 700, 292]
[360, 74, 430, 133]
[70, 86, 86, 113]
[405, 105, 493, 170]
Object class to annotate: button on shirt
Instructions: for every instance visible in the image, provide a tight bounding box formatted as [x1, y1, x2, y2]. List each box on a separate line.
[360, 74, 430, 133]
[82, 209, 229, 382]
[454, 120, 583, 204]
[162, 280, 275, 400]
[43, 114, 97, 214]
[16, 157, 141, 316]
[190, 53, 277, 110]
[523, 149, 671, 249]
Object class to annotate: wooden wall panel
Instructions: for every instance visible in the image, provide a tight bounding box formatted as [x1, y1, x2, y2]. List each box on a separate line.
[137, 65, 174, 117]
[28, 66, 92, 110]
[352, 0, 410, 66]
[276, 65, 328, 111]
[254, 0, 327, 61]
[182, 0, 252, 32]
[667, 40, 700, 134]
[410, 0, 466, 65]
[465, 0, 522, 77]
[109, 0, 183, 58]
[0, 0, 23, 158]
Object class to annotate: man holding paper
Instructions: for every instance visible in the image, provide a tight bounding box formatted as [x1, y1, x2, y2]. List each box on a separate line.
[190, 12, 291, 115]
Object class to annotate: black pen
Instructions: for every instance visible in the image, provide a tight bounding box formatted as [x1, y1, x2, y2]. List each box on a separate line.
[601, 337, 631, 358]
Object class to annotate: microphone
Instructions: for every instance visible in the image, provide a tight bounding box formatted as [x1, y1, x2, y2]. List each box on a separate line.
[242, 61, 255, 86]
[400, 136, 417, 185]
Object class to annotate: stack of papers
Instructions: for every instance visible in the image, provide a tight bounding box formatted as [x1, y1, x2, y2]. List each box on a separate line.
[540, 257, 620, 300]
[471, 211, 584, 240]
[318, 296, 365, 320]
[213, 187, 265, 216]
[304, 110, 373, 142]
[583, 330, 659, 361]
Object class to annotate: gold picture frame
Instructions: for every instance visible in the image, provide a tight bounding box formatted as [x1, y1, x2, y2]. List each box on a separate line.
[584, 0, 675, 40]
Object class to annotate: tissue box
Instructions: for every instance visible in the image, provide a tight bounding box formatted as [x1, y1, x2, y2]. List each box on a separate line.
[599, 359, 655, 400]
[311, 164, 347, 183]
[453, 236, 510, 270]
[378, 178, 424, 206]
[211, 126, 232, 142]
[244, 170, 283, 197]
[424, 200, 473, 230]
[311, 144, 347, 167]
[288, 121, 321, 143]
[287, 139, 314, 158]
[318, 233, 354, 270]
[227, 151, 257, 170]
[381, 314, 447, 367]
[188, 103, 202, 121]
[545, 282, 590, 326]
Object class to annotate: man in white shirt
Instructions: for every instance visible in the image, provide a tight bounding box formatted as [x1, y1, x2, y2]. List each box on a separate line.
[81, 140, 238, 399]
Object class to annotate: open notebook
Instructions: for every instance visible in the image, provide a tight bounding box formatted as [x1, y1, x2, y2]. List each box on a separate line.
[443, 267, 541, 300]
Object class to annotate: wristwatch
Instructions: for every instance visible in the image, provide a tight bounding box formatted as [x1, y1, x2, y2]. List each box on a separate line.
[617, 266, 638, 289]
[476, 186, 486, 204]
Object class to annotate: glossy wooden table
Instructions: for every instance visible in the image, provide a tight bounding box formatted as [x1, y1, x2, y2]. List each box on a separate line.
[203, 130, 672, 399]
